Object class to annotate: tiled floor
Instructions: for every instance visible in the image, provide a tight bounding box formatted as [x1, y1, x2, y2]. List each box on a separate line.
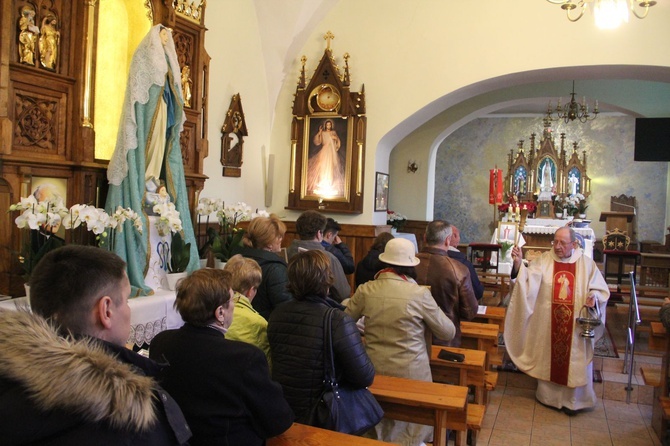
[467, 371, 662, 446]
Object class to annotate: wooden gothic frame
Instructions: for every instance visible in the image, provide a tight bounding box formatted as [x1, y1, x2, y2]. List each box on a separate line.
[220, 93, 248, 177]
[286, 32, 366, 214]
[505, 118, 590, 218]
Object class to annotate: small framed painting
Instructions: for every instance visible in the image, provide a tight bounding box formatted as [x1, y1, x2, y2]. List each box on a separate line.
[374, 172, 389, 211]
[498, 221, 519, 245]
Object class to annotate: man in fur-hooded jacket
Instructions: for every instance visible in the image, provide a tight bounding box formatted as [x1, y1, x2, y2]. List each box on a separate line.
[0, 245, 191, 445]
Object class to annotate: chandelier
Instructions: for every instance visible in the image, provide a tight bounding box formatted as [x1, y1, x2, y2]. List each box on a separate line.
[547, 81, 599, 124]
[547, 0, 656, 29]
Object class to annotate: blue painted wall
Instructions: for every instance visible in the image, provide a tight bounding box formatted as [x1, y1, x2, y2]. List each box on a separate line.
[435, 117, 667, 244]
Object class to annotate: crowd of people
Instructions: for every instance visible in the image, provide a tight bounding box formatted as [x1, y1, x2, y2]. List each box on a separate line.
[0, 210, 614, 445]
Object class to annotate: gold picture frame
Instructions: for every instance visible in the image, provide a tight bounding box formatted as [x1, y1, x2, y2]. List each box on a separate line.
[300, 116, 353, 202]
[498, 221, 519, 245]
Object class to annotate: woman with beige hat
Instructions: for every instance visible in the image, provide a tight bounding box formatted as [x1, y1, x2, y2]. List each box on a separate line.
[345, 237, 455, 446]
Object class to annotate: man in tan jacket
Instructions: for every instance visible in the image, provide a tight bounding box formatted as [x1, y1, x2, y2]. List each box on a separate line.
[415, 220, 479, 346]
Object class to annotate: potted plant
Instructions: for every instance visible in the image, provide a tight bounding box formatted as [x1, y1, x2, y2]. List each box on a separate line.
[166, 231, 191, 290]
[552, 196, 565, 218]
[386, 210, 407, 233]
[152, 201, 189, 289]
[10, 196, 142, 294]
[576, 194, 588, 218]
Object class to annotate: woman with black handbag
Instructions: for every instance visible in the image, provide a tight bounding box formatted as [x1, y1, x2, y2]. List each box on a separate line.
[346, 238, 456, 445]
[268, 250, 381, 435]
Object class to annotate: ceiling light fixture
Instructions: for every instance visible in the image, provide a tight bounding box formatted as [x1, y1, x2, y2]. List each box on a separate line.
[547, 0, 656, 29]
[547, 81, 599, 123]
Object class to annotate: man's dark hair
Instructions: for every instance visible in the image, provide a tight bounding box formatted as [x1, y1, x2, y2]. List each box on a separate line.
[295, 210, 327, 240]
[324, 218, 341, 236]
[30, 245, 127, 334]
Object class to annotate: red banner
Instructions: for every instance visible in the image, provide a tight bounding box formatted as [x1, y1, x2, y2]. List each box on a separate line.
[489, 169, 503, 204]
[550, 261, 577, 386]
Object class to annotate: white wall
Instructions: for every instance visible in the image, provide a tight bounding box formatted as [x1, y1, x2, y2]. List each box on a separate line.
[203, 0, 670, 225]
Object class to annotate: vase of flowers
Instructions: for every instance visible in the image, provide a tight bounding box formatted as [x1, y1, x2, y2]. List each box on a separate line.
[576, 194, 588, 218]
[387, 210, 407, 233]
[497, 239, 514, 263]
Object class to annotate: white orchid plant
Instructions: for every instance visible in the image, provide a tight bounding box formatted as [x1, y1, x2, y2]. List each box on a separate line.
[9, 195, 142, 278]
[565, 193, 586, 217]
[197, 198, 269, 261]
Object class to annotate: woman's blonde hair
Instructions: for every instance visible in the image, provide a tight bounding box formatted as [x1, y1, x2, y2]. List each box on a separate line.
[224, 254, 262, 294]
[242, 213, 286, 250]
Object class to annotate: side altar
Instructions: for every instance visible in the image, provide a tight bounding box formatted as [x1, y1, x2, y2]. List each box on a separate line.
[504, 117, 591, 220]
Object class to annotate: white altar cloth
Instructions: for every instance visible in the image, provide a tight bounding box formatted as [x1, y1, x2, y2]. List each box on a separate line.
[0, 290, 184, 348]
[491, 219, 594, 268]
[393, 231, 419, 253]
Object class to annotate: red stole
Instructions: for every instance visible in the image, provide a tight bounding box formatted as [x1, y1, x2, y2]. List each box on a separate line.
[550, 261, 577, 386]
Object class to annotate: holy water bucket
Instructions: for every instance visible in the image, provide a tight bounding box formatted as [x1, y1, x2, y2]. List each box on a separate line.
[576, 299, 602, 338]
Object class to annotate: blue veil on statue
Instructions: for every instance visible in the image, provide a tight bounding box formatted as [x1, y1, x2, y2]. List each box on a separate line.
[106, 25, 199, 296]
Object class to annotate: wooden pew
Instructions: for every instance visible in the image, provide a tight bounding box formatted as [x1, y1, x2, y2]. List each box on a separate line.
[460, 320, 502, 368]
[477, 272, 510, 306]
[268, 422, 394, 445]
[369, 374, 485, 446]
[649, 321, 667, 352]
[429, 345, 497, 405]
[473, 305, 506, 333]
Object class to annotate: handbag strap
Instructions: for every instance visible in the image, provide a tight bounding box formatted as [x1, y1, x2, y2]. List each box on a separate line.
[322, 307, 337, 385]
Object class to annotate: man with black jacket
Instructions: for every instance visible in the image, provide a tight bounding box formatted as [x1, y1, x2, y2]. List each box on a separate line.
[321, 217, 355, 274]
[0, 245, 191, 445]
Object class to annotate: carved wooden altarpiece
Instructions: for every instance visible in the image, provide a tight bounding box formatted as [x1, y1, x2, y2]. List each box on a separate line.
[505, 117, 590, 218]
[0, 0, 210, 296]
[287, 31, 366, 214]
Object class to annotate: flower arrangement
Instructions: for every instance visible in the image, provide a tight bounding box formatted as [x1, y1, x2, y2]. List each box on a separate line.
[9, 195, 142, 279]
[197, 199, 268, 262]
[576, 194, 588, 214]
[565, 193, 586, 217]
[386, 210, 407, 231]
[152, 201, 192, 273]
[497, 239, 515, 260]
[153, 202, 183, 237]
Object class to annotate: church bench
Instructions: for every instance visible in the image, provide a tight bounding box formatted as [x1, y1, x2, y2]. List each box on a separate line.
[649, 322, 667, 352]
[460, 321, 502, 368]
[267, 422, 394, 445]
[477, 271, 510, 303]
[641, 366, 662, 387]
[473, 305, 506, 333]
[430, 345, 487, 404]
[369, 374, 484, 446]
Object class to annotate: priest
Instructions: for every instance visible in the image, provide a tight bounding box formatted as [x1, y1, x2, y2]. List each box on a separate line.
[504, 227, 609, 414]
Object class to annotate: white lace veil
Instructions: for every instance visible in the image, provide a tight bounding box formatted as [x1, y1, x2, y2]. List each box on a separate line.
[107, 25, 185, 186]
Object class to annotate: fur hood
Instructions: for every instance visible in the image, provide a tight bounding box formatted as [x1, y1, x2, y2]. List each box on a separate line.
[0, 309, 157, 432]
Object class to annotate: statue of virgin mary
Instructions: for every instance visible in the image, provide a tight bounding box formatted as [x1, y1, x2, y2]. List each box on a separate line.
[105, 25, 199, 296]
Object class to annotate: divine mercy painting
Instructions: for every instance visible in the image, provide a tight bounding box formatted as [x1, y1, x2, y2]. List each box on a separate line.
[303, 116, 350, 200]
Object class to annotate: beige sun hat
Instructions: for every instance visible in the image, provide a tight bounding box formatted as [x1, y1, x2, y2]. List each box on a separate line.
[378, 238, 420, 267]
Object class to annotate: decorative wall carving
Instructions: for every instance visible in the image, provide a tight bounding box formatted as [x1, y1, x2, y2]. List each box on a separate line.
[14, 94, 57, 149]
[220, 94, 247, 177]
